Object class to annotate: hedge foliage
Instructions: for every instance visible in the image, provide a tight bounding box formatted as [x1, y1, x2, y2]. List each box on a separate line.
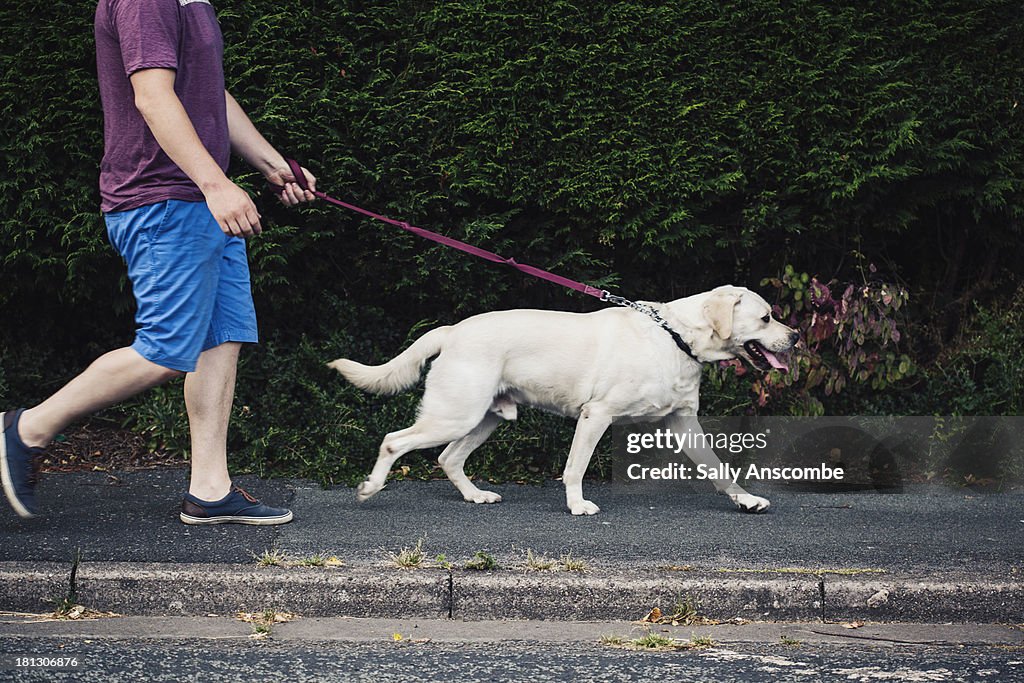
[2, 1, 1023, 482]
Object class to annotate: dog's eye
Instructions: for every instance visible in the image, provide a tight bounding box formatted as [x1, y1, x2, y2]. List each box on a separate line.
[761, 314, 771, 323]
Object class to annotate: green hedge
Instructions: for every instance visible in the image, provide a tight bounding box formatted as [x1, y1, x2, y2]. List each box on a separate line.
[4, 1, 1022, 335]
[2, 1, 1023, 481]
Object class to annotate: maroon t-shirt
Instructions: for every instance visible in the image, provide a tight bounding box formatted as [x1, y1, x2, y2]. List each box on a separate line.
[94, 0, 229, 212]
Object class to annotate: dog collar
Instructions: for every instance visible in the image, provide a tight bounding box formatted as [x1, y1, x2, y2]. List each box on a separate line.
[602, 294, 701, 363]
[659, 322, 700, 361]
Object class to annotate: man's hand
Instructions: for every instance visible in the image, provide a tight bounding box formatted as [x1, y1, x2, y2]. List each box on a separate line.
[224, 91, 318, 209]
[265, 164, 317, 206]
[204, 181, 262, 237]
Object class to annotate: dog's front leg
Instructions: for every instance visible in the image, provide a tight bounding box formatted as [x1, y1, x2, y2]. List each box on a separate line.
[666, 413, 770, 513]
[563, 405, 612, 515]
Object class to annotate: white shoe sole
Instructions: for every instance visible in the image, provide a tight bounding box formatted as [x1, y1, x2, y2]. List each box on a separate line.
[180, 510, 293, 526]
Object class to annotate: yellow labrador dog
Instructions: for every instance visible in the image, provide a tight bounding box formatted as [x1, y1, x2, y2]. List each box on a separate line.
[330, 285, 798, 515]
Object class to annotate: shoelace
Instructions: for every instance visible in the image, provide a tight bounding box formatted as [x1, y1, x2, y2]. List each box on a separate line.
[233, 486, 259, 504]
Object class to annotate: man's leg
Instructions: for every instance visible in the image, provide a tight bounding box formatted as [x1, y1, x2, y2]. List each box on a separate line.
[183, 341, 239, 501]
[17, 348, 181, 449]
[178, 341, 291, 525]
[3, 347, 179, 517]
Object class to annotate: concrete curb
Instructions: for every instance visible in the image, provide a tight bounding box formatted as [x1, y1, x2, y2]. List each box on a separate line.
[452, 571, 1024, 623]
[1, 562, 1021, 624]
[0, 563, 449, 619]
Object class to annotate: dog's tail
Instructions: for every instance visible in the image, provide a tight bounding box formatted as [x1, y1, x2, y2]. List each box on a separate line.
[327, 326, 451, 395]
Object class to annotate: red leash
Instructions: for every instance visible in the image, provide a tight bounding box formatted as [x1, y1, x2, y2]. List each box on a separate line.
[274, 158, 608, 300]
[272, 159, 700, 359]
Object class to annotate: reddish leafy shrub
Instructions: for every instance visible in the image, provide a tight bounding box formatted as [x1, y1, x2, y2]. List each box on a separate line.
[720, 264, 915, 415]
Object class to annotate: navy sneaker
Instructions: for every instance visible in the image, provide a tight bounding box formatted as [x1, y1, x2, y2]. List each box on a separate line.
[1, 409, 45, 518]
[180, 485, 293, 525]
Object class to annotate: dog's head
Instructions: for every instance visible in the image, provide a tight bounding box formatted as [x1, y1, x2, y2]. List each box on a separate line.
[688, 286, 800, 372]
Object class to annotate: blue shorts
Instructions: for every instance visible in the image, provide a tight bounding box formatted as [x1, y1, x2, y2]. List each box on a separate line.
[104, 199, 259, 372]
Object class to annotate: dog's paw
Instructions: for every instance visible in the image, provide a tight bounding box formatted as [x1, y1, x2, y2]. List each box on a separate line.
[466, 490, 502, 504]
[356, 480, 382, 502]
[730, 493, 770, 513]
[569, 500, 601, 516]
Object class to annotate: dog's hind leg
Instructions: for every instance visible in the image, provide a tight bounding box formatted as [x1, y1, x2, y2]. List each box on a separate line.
[357, 359, 500, 503]
[357, 418, 479, 502]
[438, 413, 503, 504]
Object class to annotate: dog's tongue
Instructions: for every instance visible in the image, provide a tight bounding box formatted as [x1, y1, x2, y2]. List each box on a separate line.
[762, 348, 789, 373]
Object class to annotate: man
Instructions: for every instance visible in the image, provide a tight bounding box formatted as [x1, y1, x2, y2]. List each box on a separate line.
[1, 0, 314, 524]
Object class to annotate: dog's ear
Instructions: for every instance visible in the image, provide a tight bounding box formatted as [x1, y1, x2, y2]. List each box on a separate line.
[703, 293, 739, 339]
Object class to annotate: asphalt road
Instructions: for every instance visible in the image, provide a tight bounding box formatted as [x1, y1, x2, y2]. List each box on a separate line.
[1, 471, 1021, 576]
[2, 636, 1021, 682]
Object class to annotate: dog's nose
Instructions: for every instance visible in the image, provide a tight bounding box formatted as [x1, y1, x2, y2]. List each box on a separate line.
[789, 331, 800, 347]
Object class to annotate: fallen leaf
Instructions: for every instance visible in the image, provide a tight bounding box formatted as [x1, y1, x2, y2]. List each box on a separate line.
[640, 607, 663, 623]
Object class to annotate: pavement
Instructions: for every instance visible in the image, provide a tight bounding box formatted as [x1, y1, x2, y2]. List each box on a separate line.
[0, 470, 1022, 626]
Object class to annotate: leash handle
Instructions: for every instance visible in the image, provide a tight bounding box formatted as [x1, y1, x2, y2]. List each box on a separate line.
[266, 158, 316, 195]
[285, 158, 311, 193]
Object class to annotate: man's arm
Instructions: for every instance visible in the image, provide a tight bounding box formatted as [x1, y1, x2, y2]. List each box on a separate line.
[130, 68, 262, 237]
[225, 91, 316, 207]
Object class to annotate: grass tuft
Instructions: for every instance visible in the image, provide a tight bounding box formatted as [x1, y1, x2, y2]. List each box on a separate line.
[465, 551, 498, 571]
[524, 549, 557, 571]
[390, 539, 426, 569]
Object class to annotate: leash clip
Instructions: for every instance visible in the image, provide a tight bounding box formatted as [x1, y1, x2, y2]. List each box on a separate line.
[602, 291, 701, 363]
